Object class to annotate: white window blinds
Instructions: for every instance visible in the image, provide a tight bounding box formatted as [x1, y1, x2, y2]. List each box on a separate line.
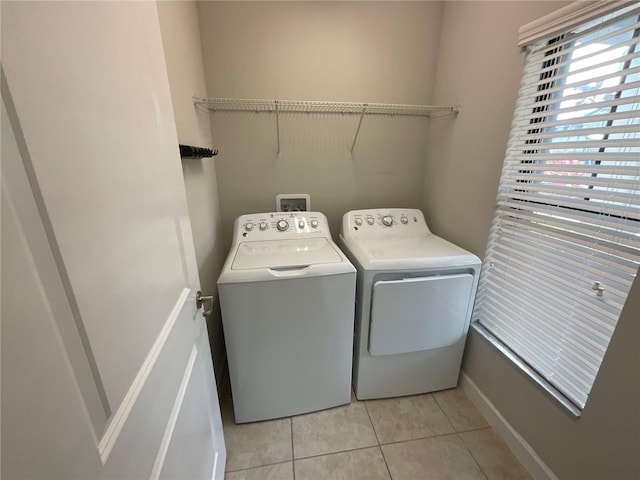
[473, 3, 640, 411]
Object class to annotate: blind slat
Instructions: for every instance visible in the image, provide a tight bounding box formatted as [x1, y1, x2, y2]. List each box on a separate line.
[513, 108, 640, 130]
[479, 297, 607, 371]
[522, 39, 640, 84]
[480, 266, 624, 333]
[513, 98, 640, 125]
[490, 232, 638, 291]
[477, 289, 611, 358]
[509, 152, 639, 163]
[504, 163, 640, 177]
[502, 191, 640, 221]
[506, 137, 640, 153]
[516, 71, 640, 107]
[484, 247, 630, 315]
[504, 173, 640, 191]
[495, 215, 640, 261]
[496, 197, 640, 240]
[512, 123, 640, 142]
[524, 12, 640, 64]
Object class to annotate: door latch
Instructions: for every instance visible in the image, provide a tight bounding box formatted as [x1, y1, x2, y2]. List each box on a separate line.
[196, 291, 214, 317]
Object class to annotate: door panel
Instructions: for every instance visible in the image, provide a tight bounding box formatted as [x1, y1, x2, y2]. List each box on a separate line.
[157, 343, 221, 480]
[1, 1, 225, 478]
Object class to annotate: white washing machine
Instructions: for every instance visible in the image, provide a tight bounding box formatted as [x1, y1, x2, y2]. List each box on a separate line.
[218, 211, 356, 423]
[338, 208, 481, 400]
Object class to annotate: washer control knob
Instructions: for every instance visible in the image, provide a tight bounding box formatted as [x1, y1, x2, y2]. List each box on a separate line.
[367, 217, 375, 225]
[310, 219, 319, 228]
[298, 220, 305, 229]
[259, 222, 268, 231]
[355, 218, 362, 226]
[381, 216, 393, 227]
[401, 215, 408, 224]
[276, 220, 289, 231]
[245, 222, 254, 231]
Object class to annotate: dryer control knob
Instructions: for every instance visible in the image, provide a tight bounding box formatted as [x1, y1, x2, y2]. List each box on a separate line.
[401, 216, 408, 224]
[355, 218, 362, 226]
[276, 220, 289, 231]
[367, 217, 375, 225]
[259, 222, 268, 231]
[298, 220, 305, 229]
[310, 219, 319, 228]
[382, 216, 393, 227]
[245, 222, 254, 231]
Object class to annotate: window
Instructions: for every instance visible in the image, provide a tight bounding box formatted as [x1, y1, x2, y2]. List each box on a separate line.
[473, 3, 640, 412]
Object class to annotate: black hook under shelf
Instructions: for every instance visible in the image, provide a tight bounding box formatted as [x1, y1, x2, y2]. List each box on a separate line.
[179, 144, 218, 159]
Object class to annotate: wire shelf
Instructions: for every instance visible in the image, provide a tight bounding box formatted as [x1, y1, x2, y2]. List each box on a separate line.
[193, 96, 460, 157]
[193, 96, 459, 116]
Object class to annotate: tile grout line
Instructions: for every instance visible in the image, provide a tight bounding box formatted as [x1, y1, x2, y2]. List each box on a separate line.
[379, 446, 394, 480]
[290, 417, 295, 480]
[362, 399, 394, 480]
[431, 392, 458, 433]
[376, 429, 486, 447]
[361, 398, 382, 446]
[431, 388, 499, 478]
[457, 432, 490, 480]
[386, 430, 456, 446]
[456, 425, 493, 434]
[225, 460, 293, 475]
[293, 443, 389, 462]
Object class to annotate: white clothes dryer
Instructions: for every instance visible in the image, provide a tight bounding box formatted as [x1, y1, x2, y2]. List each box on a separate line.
[339, 208, 481, 400]
[218, 211, 356, 423]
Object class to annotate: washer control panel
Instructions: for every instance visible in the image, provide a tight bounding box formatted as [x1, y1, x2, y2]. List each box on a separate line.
[234, 211, 329, 241]
[341, 208, 430, 238]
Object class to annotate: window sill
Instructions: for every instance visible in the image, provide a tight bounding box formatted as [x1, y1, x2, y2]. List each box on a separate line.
[470, 321, 582, 418]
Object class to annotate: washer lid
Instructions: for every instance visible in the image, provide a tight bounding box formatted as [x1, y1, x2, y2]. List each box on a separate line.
[231, 238, 343, 270]
[343, 233, 481, 270]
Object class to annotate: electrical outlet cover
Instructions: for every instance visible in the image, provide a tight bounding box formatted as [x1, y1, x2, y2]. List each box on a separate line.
[276, 194, 311, 212]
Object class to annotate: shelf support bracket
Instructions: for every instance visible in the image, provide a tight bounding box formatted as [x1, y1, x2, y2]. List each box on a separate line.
[350, 104, 367, 159]
[275, 100, 281, 157]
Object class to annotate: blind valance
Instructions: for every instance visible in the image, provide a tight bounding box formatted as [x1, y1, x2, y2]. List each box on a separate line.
[518, 1, 635, 47]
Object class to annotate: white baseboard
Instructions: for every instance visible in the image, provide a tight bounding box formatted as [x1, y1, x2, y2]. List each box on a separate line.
[460, 372, 558, 480]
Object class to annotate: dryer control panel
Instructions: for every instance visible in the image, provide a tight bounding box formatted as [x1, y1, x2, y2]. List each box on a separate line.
[341, 208, 431, 239]
[232, 211, 330, 243]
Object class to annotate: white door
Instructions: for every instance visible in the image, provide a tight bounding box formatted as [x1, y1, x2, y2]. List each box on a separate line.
[1, 2, 225, 479]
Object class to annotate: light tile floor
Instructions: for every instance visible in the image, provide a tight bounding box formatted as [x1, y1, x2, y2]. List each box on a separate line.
[220, 372, 531, 480]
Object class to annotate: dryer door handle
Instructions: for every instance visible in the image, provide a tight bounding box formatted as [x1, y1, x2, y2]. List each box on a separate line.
[268, 265, 311, 277]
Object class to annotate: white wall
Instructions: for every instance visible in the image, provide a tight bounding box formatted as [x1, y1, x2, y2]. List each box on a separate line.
[426, 2, 640, 478]
[156, 1, 227, 378]
[197, 1, 444, 243]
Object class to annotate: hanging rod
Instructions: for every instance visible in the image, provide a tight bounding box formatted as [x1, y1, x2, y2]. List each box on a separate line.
[193, 96, 461, 157]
